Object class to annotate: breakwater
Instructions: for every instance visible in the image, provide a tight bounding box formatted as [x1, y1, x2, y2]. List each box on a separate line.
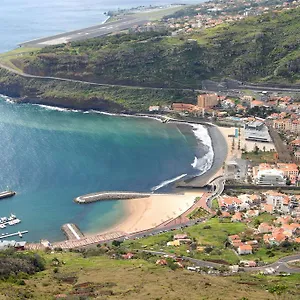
[0, 190, 16, 200]
[74, 191, 151, 204]
[61, 223, 84, 240]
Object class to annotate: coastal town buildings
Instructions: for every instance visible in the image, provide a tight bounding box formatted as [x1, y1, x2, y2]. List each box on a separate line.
[197, 93, 218, 108]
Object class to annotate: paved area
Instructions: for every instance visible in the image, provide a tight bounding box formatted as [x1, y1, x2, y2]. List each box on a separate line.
[19, 16, 150, 48]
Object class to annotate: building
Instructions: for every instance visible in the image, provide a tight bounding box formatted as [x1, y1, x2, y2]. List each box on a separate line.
[149, 106, 160, 112]
[255, 169, 285, 185]
[244, 121, 272, 142]
[273, 119, 300, 133]
[238, 244, 253, 255]
[277, 163, 299, 182]
[172, 103, 199, 113]
[258, 222, 274, 233]
[197, 93, 218, 108]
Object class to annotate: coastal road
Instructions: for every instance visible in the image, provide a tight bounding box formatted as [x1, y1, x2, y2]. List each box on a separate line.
[19, 16, 150, 48]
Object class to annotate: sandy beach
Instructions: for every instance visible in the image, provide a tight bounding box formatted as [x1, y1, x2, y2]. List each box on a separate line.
[104, 191, 202, 234]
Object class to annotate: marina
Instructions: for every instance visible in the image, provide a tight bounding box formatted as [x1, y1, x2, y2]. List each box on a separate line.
[0, 213, 21, 229]
[0, 231, 28, 239]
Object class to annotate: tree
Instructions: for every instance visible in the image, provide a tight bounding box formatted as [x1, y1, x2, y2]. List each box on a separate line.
[253, 144, 260, 154]
[238, 139, 241, 150]
[263, 145, 266, 152]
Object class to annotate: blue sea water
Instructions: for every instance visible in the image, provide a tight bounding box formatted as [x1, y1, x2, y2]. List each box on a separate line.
[0, 0, 208, 242]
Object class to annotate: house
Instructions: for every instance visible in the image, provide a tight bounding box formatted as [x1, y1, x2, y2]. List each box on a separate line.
[282, 223, 300, 236]
[149, 106, 160, 112]
[245, 210, 260, 218]
[221, 211, 231, 218]
[238, 244, 253, 255]
[258, 222, 274, 233]
[275, 216, 293, 225]
[156, 259, 168, 266]
[219, 196, 242, 210]
[261, 203, 273, 213]
[251, 100, 265, 108]
[167, 240, 180, 247]
[228, 234, 240, 243]
[174, 233, 188, 240]
[231, 212, 243, 222]
[240, 260, 257, 267]
[122, 252, 134, 259]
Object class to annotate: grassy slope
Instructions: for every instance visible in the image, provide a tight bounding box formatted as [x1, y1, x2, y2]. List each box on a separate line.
[0, 68, 197, 111]
[1, 250, 299, 299]
[6, 7, 300, 89]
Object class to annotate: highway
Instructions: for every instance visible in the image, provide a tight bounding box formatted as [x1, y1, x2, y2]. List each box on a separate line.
[19, 16, 151, 48]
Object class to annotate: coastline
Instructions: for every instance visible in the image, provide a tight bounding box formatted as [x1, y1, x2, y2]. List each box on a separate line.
[0, 95, 228, 243]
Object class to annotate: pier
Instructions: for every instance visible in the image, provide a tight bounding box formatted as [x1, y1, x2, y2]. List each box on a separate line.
[61, 223, 84, 240]
[74, 191, 150, 204]
[0, 190, 16, 200]
[0, 231, 28, 239]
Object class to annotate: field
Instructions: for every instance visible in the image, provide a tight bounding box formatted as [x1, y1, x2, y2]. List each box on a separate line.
[125, 218, 247, 264]
[242, 151, 278, 164]
[1, 250, 299, 299]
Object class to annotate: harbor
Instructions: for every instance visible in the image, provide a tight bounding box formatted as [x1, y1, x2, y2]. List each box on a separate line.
[74, 191, 151, 204]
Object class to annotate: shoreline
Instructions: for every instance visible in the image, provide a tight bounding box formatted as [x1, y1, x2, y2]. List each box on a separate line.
[0, 94, 228, 244]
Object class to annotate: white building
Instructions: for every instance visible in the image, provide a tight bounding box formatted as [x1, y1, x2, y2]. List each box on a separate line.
[255, 169, 285, 185]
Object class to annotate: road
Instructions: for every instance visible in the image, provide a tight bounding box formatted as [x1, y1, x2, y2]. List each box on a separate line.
[19, 16, 150, 48]
[143, 250, 300, 274]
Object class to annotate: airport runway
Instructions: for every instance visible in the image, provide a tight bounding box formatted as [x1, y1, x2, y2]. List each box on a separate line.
[19, 16, 150, 48]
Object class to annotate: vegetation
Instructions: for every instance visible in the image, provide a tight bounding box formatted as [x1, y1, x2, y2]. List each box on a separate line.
[0, 68, 197, 112]
[211, 198, 219, 210]
[4, 7, 300, 90]
[0, 249, 45, 284]
[1, 249, 299, 299]
[242, 150, 278, 164]
[187, 207, 209, 219]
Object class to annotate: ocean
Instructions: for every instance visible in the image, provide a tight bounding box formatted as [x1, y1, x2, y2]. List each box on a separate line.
[0, 0, 210, 243]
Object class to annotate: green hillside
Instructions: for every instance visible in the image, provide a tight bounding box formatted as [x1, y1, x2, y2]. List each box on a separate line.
[1, 248, 299, 299]
[10, 7, 300, 88]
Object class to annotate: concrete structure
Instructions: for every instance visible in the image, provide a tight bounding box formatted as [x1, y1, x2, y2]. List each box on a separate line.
[197, 93, 218, 108]
[19, 16, 152, 48]
[75, 191, 151, 203]
[61, 223, 84, 240]
[244, 121, 271, 142]
[255, 169, 285, 185]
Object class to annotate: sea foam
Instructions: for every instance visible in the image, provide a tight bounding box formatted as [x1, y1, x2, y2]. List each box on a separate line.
[190, 124, 214, 176]
[151, 173, 187, 192]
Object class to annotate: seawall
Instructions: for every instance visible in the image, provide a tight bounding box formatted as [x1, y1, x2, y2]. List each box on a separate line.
[74, 191, 151, 204]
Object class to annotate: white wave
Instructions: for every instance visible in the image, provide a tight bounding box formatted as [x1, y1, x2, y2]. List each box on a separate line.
[151, 173, 187, 191]
[0, 95, 14, 104]
[191, 156, 197, 168]
[33, 104, 81, 113]
[190, 124, 214, 176]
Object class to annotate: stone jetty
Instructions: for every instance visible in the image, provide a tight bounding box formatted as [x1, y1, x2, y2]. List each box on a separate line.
[0, 190, 16, 200]
[74, 191, 151, 204]
[61, 223, 84, 240]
